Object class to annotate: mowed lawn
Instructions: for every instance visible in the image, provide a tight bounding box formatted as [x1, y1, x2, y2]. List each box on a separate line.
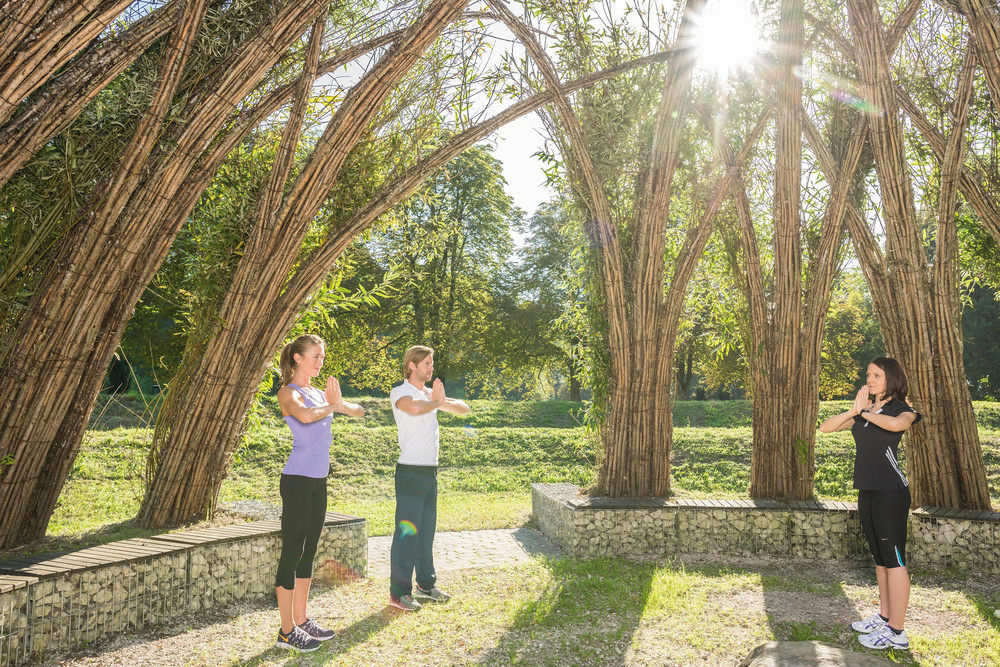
[42, 395, 1000, 544]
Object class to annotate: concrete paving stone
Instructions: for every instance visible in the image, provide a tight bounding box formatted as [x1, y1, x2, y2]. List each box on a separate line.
[367, 527, 563, 577]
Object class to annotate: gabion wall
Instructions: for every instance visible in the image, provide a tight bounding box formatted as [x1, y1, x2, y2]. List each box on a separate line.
[0, 515, 365, 666]
[533, 483, 1000, 570]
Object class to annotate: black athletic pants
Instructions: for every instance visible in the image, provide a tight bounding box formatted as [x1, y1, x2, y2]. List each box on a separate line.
[389, 464, 437, 599]
[858, 487, 910, 569]
[275, 473, 327, 589]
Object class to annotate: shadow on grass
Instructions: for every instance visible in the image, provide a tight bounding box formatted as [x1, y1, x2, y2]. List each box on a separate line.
[692, 557, 922, 665]
[476, 556, 655, 665]
[760, 567, 856, 644]
[235, 607, 402, 666]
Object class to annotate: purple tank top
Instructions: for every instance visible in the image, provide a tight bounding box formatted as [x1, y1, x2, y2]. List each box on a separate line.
[282, 383, 332, 478]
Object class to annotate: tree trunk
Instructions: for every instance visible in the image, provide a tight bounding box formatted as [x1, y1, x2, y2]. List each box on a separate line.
[0, 0, 331, 548]
[567, 355, 582, 402]
[676, 345, 693, 398]
[846, 0, 991, 509]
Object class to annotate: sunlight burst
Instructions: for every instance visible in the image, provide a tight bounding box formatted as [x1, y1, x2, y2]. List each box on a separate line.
[690, 0, 764, 78]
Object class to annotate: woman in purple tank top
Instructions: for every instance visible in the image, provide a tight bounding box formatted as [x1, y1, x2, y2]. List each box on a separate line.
[272, 334, 364, 652]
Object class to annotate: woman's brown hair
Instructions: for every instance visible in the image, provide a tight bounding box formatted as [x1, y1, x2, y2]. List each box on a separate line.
[280, 334, 325, 385]
[871, 356, 908, 403]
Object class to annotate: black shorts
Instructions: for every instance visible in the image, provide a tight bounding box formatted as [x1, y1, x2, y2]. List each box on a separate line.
[858, 488, 910, 568]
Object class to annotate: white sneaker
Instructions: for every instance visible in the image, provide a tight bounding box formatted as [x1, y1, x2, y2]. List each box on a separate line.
[851, 610, 888, 633]
[859, 625, 909, 650]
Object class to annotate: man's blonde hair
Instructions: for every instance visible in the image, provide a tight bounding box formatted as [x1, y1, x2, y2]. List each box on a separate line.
[401, 345, 433, 379]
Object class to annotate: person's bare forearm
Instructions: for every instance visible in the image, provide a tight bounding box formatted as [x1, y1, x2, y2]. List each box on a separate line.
[398, 399, 441, 415]
[440, 398, 470, 415]
[293, 404, 336, 423]
[337, 400, 365, 417]
[819, 409, 856, 433]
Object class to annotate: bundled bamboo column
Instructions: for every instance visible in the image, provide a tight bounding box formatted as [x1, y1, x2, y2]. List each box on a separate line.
[488, 0, 779, 498]
[729, 0, 918, 500]
[137, 37, 696, 525]
[956, 0, 1000, 112]
[0, 0, 186, 190]
[846, 0, 990, 509]
[0, 0, 333, 548]
[0, 0, 134, 127]
[140, 0, 473, 527]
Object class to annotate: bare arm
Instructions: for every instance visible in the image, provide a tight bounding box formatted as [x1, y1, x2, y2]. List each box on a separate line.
[818, 409, 858, 433]
[394, 393, 441, 415]
[278, 386, 334, 423]
[439, 397, 470, 415]
[394, 379, 470, 415]
[337, 400, 365, 417]
[819, 387, 868, 433]
[278, 377, 364, 422]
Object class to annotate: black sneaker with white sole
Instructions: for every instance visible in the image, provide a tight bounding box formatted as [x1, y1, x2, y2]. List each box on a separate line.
[276, 626, 322, 652]
[414, 585, 451, 602]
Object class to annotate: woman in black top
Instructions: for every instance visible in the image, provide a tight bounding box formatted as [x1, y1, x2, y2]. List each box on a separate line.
[819, 356, 921, 652]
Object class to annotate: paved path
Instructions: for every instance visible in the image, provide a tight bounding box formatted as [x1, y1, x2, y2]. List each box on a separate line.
[220, 501, 565, 574]
[367, 527, 563, 577]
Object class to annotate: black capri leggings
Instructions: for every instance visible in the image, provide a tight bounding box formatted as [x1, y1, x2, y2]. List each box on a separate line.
[275, 474, 327, 589]
[858, 487, 911, 569]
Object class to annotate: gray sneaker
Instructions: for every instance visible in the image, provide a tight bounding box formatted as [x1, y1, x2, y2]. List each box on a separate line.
[298, 618, 335, 641]
[275, 626, 321, 652]
[389, 594, 422, 611]
[414, 585, 451, 603]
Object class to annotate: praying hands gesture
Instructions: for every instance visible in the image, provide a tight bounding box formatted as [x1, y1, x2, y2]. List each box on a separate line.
[430, 378, 445, 405]
[820, 386, 872, 433]
[431, 377, 469, 415]
[852, 386, 873, 416]
[325, 376, 343, 411]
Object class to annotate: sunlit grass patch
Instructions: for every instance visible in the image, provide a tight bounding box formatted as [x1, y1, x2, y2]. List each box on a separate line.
[35, 400, 1000, 555]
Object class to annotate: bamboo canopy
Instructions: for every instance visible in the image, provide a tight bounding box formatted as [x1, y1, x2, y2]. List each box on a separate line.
[0, 0, 997, 549]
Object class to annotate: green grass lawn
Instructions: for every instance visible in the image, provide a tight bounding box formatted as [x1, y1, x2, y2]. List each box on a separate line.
[52, 554, 1000, 665]
[26, 396, 1000, 556]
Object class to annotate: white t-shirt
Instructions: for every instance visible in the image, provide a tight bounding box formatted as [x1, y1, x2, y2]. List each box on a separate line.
[389, 381, 440, 466]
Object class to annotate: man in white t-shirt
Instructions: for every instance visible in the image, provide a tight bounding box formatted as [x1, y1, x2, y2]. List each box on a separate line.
[387, 345, 469, 611]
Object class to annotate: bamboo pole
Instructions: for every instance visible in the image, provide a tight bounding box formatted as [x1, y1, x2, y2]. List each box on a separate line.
[846, 0, 990, 509]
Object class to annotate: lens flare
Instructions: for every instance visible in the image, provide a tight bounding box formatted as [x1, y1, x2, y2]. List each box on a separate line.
[793, 66, 884, 116]
[691, 0, 765, 77]
[398, 520, 418, 537]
